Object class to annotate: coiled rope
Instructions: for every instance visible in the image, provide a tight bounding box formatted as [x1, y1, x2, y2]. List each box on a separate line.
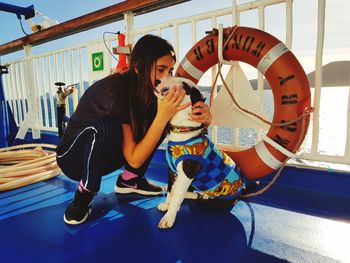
[0, 144, 61, 191]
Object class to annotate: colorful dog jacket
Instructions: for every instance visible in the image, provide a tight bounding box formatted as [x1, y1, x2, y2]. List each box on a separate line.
[166, 135, 246, 199]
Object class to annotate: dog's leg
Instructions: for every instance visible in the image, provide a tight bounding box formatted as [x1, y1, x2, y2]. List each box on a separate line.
[158, 162, 192, 229]
[158, 159, 201, 229]
[157, 170, 176, 212]
[182, 159, 204, 199]
[158, 170, 200, 213]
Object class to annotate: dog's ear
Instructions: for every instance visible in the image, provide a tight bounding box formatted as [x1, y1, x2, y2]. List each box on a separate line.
[182, 81, 192, 95]
[190, 86, 205, 105]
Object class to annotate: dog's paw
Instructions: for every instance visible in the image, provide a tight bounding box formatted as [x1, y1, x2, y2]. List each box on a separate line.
[198, 192, 210, 200]
[158, 212, 176, 229]
[157, 202, 169, 212]
[184, 192, 201, 200]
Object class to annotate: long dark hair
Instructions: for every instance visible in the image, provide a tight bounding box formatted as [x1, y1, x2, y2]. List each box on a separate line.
[128, 34, 176, 142]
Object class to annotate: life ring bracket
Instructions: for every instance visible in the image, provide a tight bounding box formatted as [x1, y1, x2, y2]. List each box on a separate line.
[261, 134, 301, 159]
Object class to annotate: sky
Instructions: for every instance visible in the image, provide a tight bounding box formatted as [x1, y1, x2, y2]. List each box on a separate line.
[0, 0, 349, 79]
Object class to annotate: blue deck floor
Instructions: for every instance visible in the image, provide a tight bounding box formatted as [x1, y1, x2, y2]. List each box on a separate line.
[1, 151, 350, 263]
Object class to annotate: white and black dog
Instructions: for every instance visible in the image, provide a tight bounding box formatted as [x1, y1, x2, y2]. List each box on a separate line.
[154, 77, 246, 229]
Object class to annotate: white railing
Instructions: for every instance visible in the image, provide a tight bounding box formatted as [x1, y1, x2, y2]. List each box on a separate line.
[1, 0, 349, 169]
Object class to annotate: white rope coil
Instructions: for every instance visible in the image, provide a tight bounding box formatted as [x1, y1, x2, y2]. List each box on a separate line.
[0, 144, 61, 191]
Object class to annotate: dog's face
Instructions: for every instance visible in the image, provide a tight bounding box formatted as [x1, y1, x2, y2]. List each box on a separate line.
[154, 77, 205, 126]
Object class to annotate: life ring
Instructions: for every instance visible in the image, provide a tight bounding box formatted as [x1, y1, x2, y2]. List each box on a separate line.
[176, 26, 311, 180]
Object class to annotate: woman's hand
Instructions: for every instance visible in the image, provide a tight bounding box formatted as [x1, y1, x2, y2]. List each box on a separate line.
[122, 86, 191, 168]
[188, 101, 212, 127]
[156, 85, 191, 122]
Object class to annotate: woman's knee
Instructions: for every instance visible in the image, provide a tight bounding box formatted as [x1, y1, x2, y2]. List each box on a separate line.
[56, 156, 82, 181]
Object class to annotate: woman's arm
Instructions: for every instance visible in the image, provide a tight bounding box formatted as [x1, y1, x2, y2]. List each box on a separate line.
[122, 86, 190, 168]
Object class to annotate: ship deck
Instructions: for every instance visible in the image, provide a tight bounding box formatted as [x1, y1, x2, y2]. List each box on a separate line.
[1, 150, 349, 263]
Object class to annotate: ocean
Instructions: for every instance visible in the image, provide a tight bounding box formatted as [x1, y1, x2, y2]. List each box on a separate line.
[203, 86, 349, 159]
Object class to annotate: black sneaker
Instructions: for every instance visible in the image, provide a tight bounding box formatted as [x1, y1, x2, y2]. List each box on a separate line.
[114, 175, 163, 195]
[63, 190, 95, 225]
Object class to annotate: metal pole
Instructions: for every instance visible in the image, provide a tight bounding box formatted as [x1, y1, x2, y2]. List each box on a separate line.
[0, 65, 9, 147]
[0, 3, 35, 19]
[311, 0, 326, 155]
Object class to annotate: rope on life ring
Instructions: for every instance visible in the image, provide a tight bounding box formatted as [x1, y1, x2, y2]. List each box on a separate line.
[176, 26, 312, 181]
[0, 144, 61, 192]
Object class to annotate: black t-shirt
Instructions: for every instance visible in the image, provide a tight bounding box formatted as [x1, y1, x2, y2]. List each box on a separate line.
[59, 73, 130, 146]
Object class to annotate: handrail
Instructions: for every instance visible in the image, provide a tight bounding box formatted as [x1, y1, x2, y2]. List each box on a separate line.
[2, 0, 348, 169]
[0, 0, 189, 56]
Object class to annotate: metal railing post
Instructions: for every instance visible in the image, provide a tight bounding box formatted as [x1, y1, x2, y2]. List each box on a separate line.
[16, 45, 41, 140]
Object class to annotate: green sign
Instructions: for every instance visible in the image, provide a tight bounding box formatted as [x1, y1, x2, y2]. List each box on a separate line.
[92, 52, 104, 71]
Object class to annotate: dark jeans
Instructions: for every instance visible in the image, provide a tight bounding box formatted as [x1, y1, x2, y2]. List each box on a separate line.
[56, 114, 163, 192]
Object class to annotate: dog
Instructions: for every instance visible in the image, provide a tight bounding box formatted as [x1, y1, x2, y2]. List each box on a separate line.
[154, 76, 246, 229]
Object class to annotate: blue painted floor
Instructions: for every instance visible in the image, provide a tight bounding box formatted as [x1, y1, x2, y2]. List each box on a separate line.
[1, 153, 350, 263]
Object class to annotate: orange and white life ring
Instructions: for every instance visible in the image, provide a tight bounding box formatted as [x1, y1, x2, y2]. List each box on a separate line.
[176, 26, 311, 180]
